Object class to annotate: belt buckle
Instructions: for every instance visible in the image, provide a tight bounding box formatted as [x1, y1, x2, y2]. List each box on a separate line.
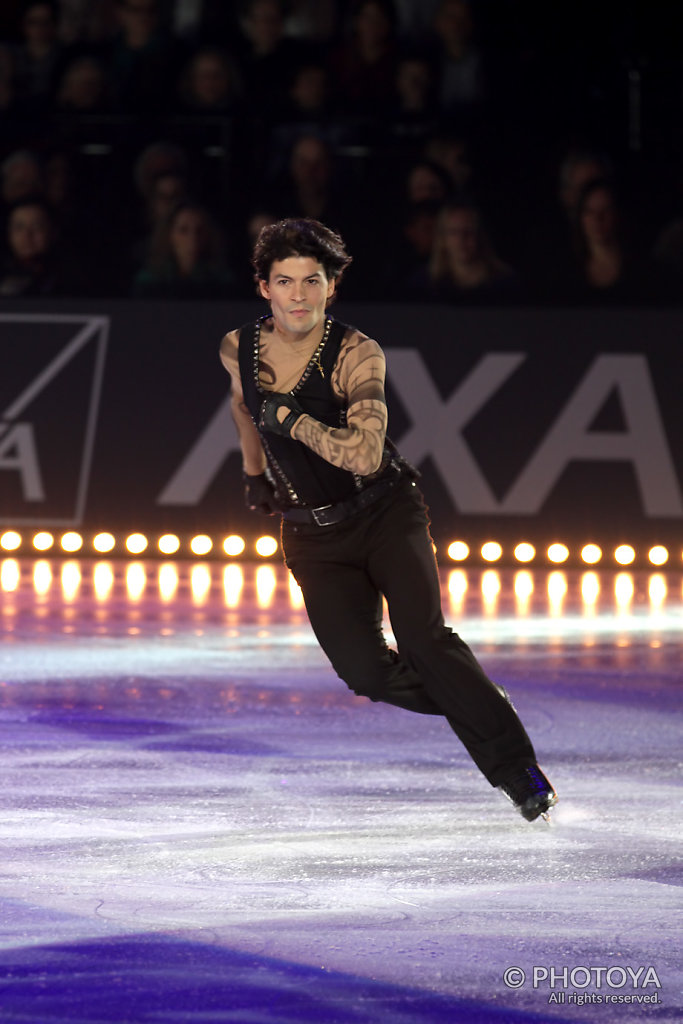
[311, 504, 334, 526]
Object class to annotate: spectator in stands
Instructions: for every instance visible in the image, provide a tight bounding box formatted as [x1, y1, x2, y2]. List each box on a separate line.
[55, 53, 109, 112]
[177, 46, 242, 114]
[56, 0, 118, 45]
[0, 0, 64, 113]
[132, 199, 235, 298]
[0, 195, 84, 296]
[385, 50, 439, 148]
[517, 147, 614, 295]
[104, 0, 182, 112]
[558, 149, 613, 222]
[392, 0, 441, 40]
[236, 0, 309, 112]
[423, 132, 473, 192]
[330, 0, 399, 115]
[405, 157, 453, 204]
[429, 0, 485, 118]
[1, 149, 44, 207]
[559, 177, 649, 301]
[282, 0, 338, 43]
[379, 199, 442, 297]
[408, 197, 519, 301]
[268, 133, 349, 227]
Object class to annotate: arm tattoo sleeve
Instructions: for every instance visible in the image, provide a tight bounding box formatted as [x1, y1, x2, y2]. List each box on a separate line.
[291, 336, 388, 476]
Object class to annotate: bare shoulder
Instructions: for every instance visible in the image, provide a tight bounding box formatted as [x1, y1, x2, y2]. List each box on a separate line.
[334, 325, 386, 397]
[219, 327, 240, 374]
[340, 325, 384, 358]
[337, 327, 386, 378]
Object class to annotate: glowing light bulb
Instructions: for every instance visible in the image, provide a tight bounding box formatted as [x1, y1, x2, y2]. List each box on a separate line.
[255, 535, 278, 558]
[190, 535, 212, 556]
[0, 531, 21, 552]
[93, 532, 115, 553]
[547, 543, 569, 564]
[648, 545, 668, 566]
[61, 532, 83, 553]
[126, 533, 148, 555]
[158, 534, 180, 555]
[481, 541, 502, 562]
[614, 544, 635, 566]
[33, 531, 54, 552]
[447, 541, 469, 561]
[223, 535, 245, 557]
[514, 543, 535, 563]
[581, 544, 602, 565]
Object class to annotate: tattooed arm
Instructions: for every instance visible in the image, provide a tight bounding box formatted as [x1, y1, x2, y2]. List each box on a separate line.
[219, 330, 267, 475]
[291, 332, 388, 476]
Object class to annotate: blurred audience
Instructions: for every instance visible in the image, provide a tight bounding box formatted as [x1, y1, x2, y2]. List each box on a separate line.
[0, 194, 84, 296]
[176, 46, 242, 114]
[0, 1, 680, 303]
[330, 0, 399, 115]
[407, 197, 519, 302]
[0, 0, 65, 114]
[557, 177, 654, 302]
[132, 198, 235, 298]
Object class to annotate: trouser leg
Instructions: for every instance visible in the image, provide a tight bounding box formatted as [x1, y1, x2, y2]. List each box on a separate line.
[284, 533, 444, 717]
[282, 482, 536, 785]
[366, 483, 537, 784]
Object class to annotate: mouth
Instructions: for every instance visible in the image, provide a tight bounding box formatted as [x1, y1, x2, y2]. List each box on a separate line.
[288, 307, 311, 315]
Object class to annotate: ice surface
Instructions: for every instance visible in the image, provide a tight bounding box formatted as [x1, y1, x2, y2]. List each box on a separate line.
[0, 560, 681, 1023]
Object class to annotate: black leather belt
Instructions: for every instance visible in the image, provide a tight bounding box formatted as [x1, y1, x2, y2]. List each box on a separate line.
[282, 468, 402, 527]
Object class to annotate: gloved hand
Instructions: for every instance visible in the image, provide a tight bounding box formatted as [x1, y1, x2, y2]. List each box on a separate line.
[259, 391, 304, 437]
[243, 472, 280, 515]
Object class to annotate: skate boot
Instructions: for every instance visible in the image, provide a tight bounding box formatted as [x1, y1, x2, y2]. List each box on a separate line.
[499, 764, 557, 822]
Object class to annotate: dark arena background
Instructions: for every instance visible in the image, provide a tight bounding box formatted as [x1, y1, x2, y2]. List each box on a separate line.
[0, 3, 681, 1023]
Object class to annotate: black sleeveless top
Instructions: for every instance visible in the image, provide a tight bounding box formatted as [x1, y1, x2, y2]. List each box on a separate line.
[238, 314, 392, 508]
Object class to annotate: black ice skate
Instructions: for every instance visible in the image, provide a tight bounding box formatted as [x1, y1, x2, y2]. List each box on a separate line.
[499, 765, 558, 822]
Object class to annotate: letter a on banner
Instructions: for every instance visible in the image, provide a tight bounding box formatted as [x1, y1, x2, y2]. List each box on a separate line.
[502, 354, 682, 516]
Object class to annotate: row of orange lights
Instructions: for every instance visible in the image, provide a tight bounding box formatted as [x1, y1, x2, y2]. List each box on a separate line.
[0, 530, 677, 566]
[0, 530, 278, 558]
[447, 540, 675, 567]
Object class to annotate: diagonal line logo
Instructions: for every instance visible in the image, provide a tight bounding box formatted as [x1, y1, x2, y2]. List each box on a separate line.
[0, 314, 109, 525]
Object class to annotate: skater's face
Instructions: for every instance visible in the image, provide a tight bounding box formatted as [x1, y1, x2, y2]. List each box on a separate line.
[260, 256, 335, 337]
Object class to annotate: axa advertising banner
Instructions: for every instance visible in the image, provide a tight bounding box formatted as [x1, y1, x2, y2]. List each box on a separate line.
[1, 300, 682, 547]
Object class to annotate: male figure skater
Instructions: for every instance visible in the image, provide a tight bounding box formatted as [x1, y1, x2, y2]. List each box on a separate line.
[220, 217, 557, 822]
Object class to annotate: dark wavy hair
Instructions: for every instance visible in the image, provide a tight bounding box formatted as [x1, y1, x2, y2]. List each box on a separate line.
[251, 218, 353, 287]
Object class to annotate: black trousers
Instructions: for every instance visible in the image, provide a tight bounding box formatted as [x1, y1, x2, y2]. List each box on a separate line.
[281, 478, 537, 786]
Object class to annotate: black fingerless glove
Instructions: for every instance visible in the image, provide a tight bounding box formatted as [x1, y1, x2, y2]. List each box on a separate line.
[259, 391, 303, 437]
[243, 472, 280, 515]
